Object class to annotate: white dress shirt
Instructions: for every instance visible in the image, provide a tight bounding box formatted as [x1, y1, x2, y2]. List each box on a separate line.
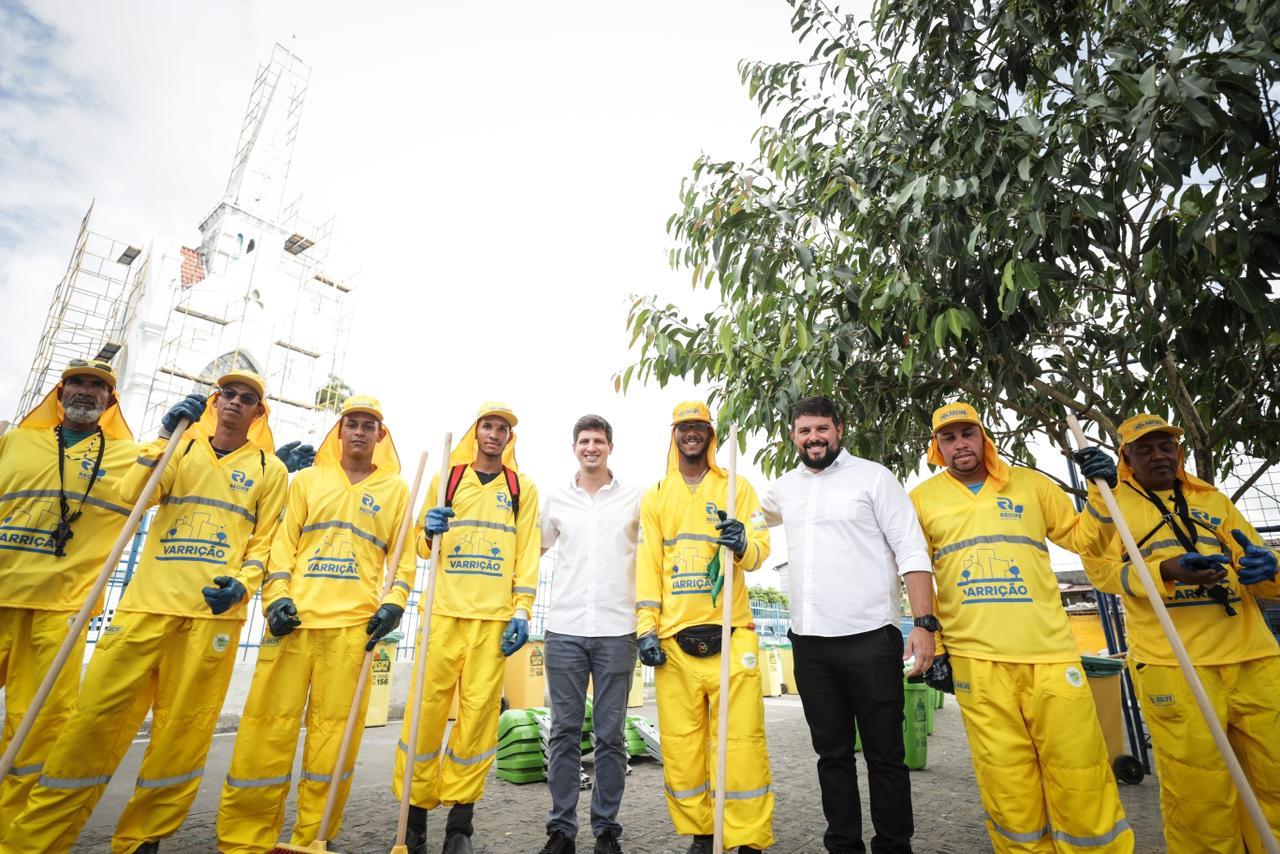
[762, 449, 932, 637]
[540, 473, 643, 636]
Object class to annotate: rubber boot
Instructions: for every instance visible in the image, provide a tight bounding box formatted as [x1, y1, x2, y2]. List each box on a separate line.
[133, 844, 159, 854]
[443, 803, 474, 854]
[405, 804, 429, 854]
[687, 836, 713, 854]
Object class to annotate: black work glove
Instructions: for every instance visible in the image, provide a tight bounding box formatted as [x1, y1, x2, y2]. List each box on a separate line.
[201, 576, 246, 615]
[923, 652, 954, 694]
[365, 603, 405, 651]
[713, 510, 748, 558]
[1071, 447, 1117, 489]
[266, 597, 302, 637]
[638, 632, 666, 667]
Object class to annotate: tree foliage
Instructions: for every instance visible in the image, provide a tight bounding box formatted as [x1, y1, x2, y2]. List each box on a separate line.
[314, 374, 353, 414]
[623, 0, 1280, 494]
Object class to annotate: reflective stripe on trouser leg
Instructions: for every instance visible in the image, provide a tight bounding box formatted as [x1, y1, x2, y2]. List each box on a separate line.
[0, 611, 166, 853]
[654, 638, 712, 836]
[216, 628, 312, 854]
[393, 613, 469, 810]
[289, 626, 373, 848]
[1133, 658, 1280, 853]
[951, 657, 1054, 854]
[706, 630, 774, 851]
[111, 617, 243, 854]
[0, 608, 87, 838]
[439, 619, 506, 805]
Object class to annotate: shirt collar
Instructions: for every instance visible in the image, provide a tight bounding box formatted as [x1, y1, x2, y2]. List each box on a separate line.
[571, 471, 619, 492]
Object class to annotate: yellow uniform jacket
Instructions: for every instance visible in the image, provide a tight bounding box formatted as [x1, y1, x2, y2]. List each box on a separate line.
[262, 464, 416, 627]
[910, 467, 1098, 663]
[0, 427, 139, 611]
[636, 471, 770, 639]
[116, 436, 287, 620]
[416, 466, 540, 621]
[1080, 476, 1280, 666]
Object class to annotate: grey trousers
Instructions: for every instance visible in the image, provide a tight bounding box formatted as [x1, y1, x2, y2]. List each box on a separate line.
[544, 631, 637, 839]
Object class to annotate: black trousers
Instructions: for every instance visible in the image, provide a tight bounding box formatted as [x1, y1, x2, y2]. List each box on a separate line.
[790, 625, 913, 854]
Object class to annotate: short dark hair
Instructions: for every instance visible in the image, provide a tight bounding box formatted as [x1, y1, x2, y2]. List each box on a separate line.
[573, 414, 613, 443]
[790, 396, 842, 426]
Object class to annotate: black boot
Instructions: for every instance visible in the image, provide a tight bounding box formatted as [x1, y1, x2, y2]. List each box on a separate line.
[132, 844, 159, 854]
[406, 804, 429, 854]
[443, 803, 474, 854]
[687, 836, 713, 854]
[738, 847, 765, 853]
[537, 829, 576, 853]
[593, 829, 623, 854]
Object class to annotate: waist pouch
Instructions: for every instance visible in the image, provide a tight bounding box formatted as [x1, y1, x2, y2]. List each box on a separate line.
[675, 624, 734, 658]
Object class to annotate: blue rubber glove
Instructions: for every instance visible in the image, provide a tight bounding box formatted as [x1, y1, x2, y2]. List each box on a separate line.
[365, 603, 404, 651]
[267, 598, 302, 637]
[500, 616, 529, 656]
[1071, 447, 1118, 489]
[275, 441, 316, 473]
[201, 576, 246, 615]
[161, 393, 207, 436]
[638, 632, 666, 667]
[1232, 529, 1278, 585]
[424, 507, 455, 536]
[713, 510, 747, 558]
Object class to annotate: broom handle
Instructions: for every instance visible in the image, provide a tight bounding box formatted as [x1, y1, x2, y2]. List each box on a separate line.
[395, 434, 453, 847]
[1067, 415, 1279, 853]
[315, 451, 429, 846]
[0, 421, 189, 779]
[712, 426, 737, 854]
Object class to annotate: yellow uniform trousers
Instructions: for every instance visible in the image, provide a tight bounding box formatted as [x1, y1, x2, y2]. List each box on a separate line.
[0, 608, 87, 838]
[654, 628, 774, 850]
[393, 615, 506, 809]
[951, 657, 1132, 853]
[0, 612, 241, 854]
[1131, 657, 1280, 853]
[217, 625, 373, 853]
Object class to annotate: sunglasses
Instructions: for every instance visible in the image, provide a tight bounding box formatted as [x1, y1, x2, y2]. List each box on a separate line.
[219, 388, 261, 405]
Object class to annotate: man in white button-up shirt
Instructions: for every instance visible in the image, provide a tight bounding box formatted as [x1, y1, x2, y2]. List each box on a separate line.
[761, 396, 935, 854]
[536, 415, 642, 854]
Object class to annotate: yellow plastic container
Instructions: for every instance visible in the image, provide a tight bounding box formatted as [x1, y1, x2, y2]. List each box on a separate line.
[364, 635, 399, 727]
[779, 643, 796, 695]
[627, 657, 646, 707]
[760, 643, 784, 697]
[1068, 610, 1109, 656]
[503, 636, 547, 710]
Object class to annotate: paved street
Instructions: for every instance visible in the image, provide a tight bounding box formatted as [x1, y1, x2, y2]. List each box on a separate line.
[75, 696, 1167, 853]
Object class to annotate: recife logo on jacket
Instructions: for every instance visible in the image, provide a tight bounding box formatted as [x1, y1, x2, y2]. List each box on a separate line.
[496, 491, 513, 513]
[996, 497, 1023, 520]
[360, 493, 381, 517]
[158, 513, 230, 565]
[78, 456, 107, 482]
[229, 470, 254, 493]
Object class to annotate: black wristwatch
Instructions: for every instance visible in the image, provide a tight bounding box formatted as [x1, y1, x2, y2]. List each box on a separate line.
[913, 615, 941, 632]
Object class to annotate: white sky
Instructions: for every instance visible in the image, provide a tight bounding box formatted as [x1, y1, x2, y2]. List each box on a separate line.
[1, 0, 1090, 584]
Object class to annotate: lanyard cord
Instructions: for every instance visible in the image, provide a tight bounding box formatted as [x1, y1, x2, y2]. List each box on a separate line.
[54, 425, 106, 558]
[1124, 479, 1236, 616]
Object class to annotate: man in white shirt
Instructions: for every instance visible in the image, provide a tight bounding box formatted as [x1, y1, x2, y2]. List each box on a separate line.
[761, 396, 935, 854]
[536, 415, 643, 854]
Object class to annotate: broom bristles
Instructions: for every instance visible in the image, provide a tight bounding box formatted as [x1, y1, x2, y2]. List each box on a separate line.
[267, 843, 333, 853]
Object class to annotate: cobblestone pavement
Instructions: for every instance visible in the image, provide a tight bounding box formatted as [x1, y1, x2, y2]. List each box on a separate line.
[75, 696, 1167, 853]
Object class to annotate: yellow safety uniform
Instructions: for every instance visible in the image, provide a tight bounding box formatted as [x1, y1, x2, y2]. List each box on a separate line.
[1079, 414, 1280, 852]
[2, 392, 286, 854]
[218, 401, 415, 853]
[393, 408, 540, 810]
[910, 404, 1131, 853]
[0, 382, 136, 835]
[636, 404, 774, 851]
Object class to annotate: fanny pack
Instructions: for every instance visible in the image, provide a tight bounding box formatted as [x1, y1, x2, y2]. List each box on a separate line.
[675, 624, 734, 658]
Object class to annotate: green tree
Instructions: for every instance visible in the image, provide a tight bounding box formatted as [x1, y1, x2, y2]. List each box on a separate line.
[314, 374, 353, 414]
[624, 0, 1280, 496]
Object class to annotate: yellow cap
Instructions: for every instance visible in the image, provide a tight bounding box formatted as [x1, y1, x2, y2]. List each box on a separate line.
[931, 402, 981, 432]
[1117, 413, 1184, 447]
[217, 370, 267, 400]
[340, 394, 383, 421]
[61, 358, 117, 388]
[476, 401, 518, 427]
[671, 400, 713, 426]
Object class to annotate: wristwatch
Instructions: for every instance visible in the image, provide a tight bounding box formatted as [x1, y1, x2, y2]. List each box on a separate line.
[913, 615, 941, 632]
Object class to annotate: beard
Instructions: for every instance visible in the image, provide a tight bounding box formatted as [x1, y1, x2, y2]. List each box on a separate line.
[678, 446, 707, 465]
[802, 442, 840, 470]
[63, 402, 105, 424]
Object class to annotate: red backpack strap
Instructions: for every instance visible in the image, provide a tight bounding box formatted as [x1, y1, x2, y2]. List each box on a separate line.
[444, 464, 467, 508]
[502, 466, 521, 521]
